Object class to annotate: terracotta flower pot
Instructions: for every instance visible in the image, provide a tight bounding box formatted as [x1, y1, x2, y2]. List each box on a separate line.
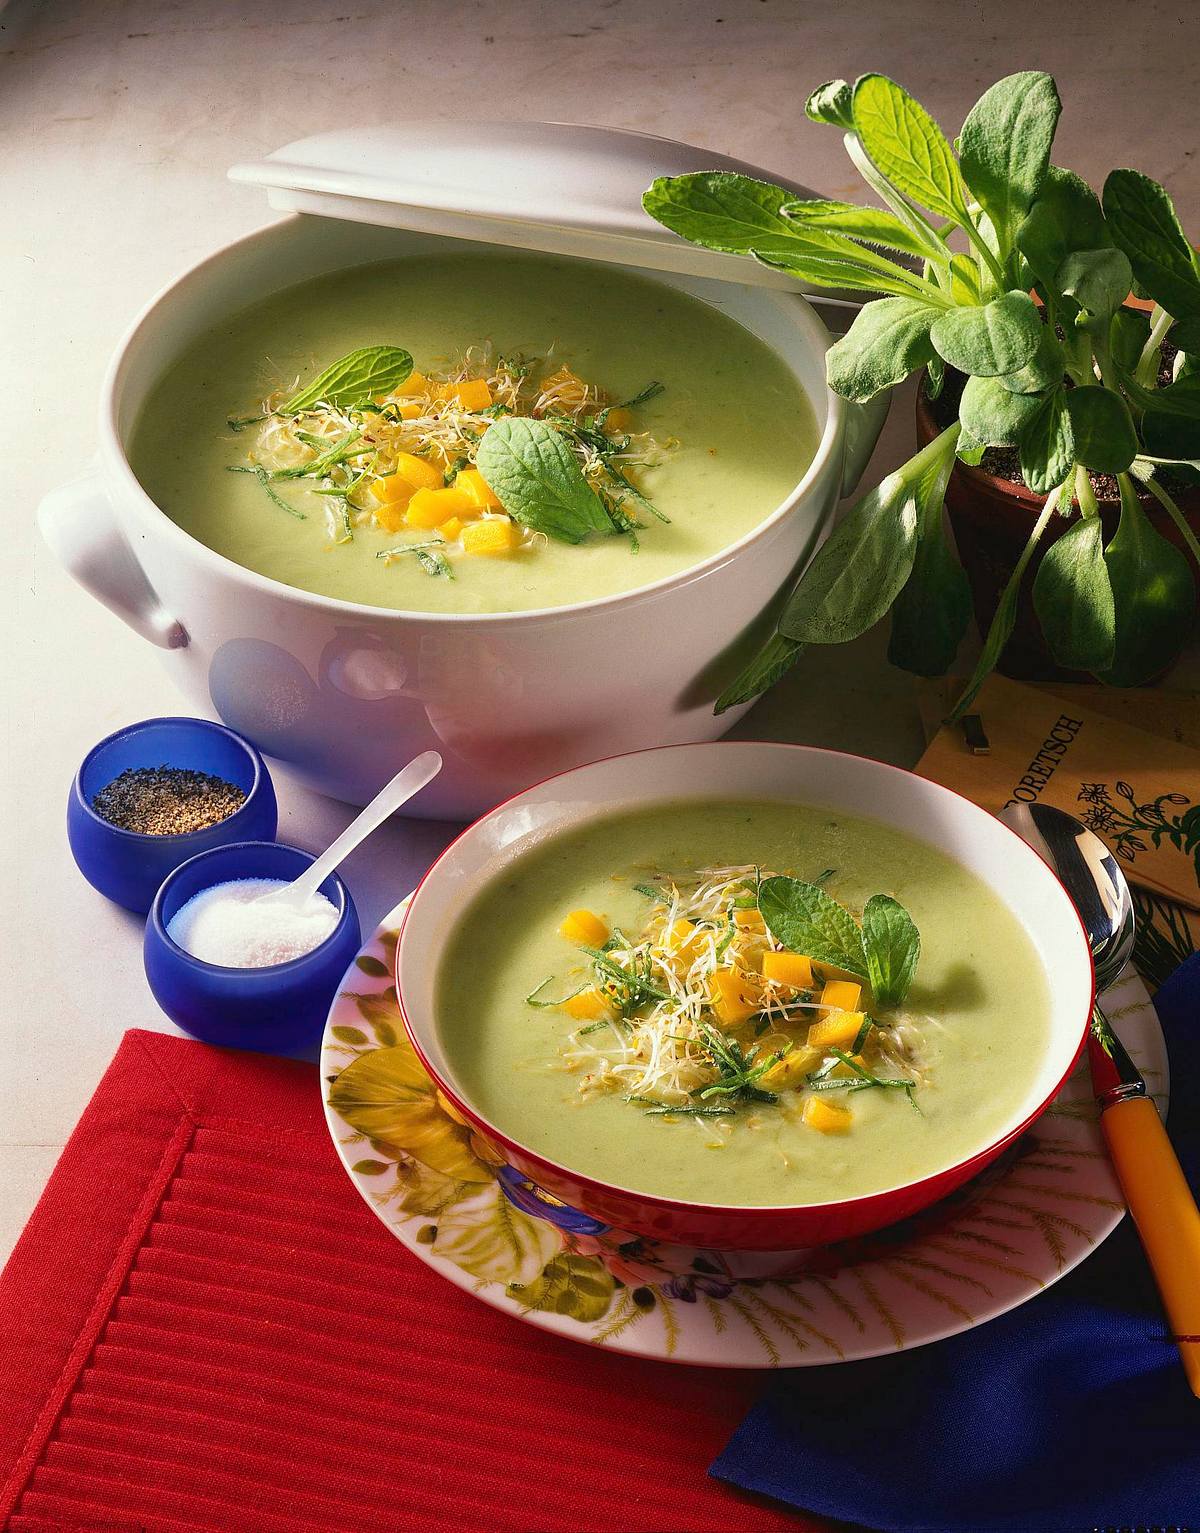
[914, 382, 1200, 682]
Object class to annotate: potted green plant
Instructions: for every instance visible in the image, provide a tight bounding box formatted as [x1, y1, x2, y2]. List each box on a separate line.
[643, 71, 1200, 717]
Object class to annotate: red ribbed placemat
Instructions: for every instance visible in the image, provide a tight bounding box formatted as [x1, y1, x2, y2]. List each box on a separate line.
[0, 1030, 819, 1532]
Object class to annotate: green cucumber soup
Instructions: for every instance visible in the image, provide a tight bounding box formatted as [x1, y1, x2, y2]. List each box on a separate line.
[437, 801, 1051, 1207]
[129, 252, 817, 615]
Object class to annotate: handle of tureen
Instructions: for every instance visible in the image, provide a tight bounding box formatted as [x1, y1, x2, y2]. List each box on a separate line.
[38, 465, 187, 650]
[839, 391, 891, 498]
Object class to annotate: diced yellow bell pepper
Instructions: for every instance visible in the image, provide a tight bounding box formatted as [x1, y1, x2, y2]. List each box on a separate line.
[437, 517, 464, 543]
[710, 969, 762, 1028]
[662, 917, 707, 967]
[562, 988, 610, 1021]
[405, 486, 475, 530]
[759, 1045, 821, 1091]
[604, 406, 634, 434]
[461, 518, 518, 556]
[821, 979, 862, 1013]
[455, 467, 502, 510]
[370, 475, 412, 506]
[375, 501, 409, 533]
[762, 951, 815, 990]
[801, 1095, 852, 1134]
[807, 1009, 866, 1050]
[392, 371, 428, 398]
[559, 909, 609, 947]
[440, 378, 493, 411]
[394, 401, 422, 420]
[732, 907, 766, 932]
[392, 452, 443, 492]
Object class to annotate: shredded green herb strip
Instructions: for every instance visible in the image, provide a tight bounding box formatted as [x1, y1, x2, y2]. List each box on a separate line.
[225, 465, 306, 520]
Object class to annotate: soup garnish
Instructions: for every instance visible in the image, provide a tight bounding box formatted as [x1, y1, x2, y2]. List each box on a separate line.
[227, 346, 673, 574]
[535, 867, 924, 1135]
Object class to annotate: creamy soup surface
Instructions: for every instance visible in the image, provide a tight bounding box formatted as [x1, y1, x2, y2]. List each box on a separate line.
[437, 801, 1052, 1207]
[130, 253, 817, 615]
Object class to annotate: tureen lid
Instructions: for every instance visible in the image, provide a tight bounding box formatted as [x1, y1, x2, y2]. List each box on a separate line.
[229, 121, 840, 298]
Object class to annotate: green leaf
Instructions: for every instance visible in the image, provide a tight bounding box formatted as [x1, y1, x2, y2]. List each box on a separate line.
[331, 1025, 368, 1046]
[1169, 316, 1200, 354]
[806, 79, 856, 129]
[757, 877, 867, 978]
[888, 463, 971, 677]
[825, 297, 938, 402]
[1102, 170, 1200, 319]
[852, 74, 969, 223]
[1098, 477, 1197, 685]
[1131, 372, 1200, 420]
[960, 373, 1044, 445]
[713, 631, 804, 715]
[642, 173, 933, 298]
[1111, 306, 1152, 371]
[1031, 517, 1115, 669]
[1066, 388, 1138, 473]
[1056, 248, 1133, 327]
[284, 346, 413, 412]
[929, 291, 1042, 376]
[1143, 411, 1200, 460]
[509, 1254, 615, 1322]
[947, 253, 983, 306]
[1000, 327, 1067, 394]
[475, 418, 611, 543]
[958, 72, 1061, 258]
[1018, 387, 1075, 493]
[783, 198, 934, 260]
[1016, 167, 1110, 290]
[861, 894, 921, 1007]
[776, 467, 920, 644]
[352, 1159, 390, 1176]
[947, 491, 1059, 720]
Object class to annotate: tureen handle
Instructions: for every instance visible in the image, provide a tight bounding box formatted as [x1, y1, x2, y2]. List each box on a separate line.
[38, 465, 187, 650]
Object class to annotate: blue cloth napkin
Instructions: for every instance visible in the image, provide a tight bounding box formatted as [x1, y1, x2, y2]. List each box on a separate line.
[713, 952, 1200, 1533]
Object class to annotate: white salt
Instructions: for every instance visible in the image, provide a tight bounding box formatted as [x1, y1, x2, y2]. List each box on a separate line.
[167, 878, 339, 968]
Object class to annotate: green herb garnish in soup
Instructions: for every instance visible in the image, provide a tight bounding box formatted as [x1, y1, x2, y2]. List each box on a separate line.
[436, 800, 1051, 1207]
[129, 253, 816, 615]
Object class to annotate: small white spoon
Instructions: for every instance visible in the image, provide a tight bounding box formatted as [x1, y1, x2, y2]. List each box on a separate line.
[257, 750, 443, 911]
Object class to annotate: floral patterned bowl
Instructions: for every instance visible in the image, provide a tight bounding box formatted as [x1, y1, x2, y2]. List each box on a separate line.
[394, 742, 1095, 1251]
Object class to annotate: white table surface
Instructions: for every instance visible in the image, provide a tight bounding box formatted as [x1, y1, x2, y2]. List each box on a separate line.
[3, 0, 1197, 1264]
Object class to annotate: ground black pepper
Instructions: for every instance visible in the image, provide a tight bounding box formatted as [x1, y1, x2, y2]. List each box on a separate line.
[91, 765, 245, 836]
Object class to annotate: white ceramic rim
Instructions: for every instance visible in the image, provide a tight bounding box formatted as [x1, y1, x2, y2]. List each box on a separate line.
[98, 218, 846, 626]
[396, 740, 1096, 1214]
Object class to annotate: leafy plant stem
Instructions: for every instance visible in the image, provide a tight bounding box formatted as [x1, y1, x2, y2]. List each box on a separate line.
[1138, 471, 1200, 569]
[1135, 305, 1174, 389]
[961, 208, 1007, 293]
[1075, 464, 1099, 518]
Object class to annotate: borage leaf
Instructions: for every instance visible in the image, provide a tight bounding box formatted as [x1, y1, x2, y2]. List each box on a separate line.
[284, 346, 414, 413]
[714, 632, 805, 715]
[1098, 476, 1196, 686]
[1016, 167, 1110, 291]
[852, 74, 969, 224]
[960, 373, 1043, 446]
[929, 291, 1042, 376]
[784, 199, 934, 261]
[757, 877, 867, 978]
[1102, 170, 1200, 320]
[862, 895, 921, 1007]
[475, 417, 611, 544]
[825, 296, 938, 402]
[776, 466, 920, 644]
[805, 79, 856, 130]
[1000, 327, 1067, 394]
[1056, 248, 1133, 328]
[1031, 516, 1115, 671]
[1018, 386, 1074, 494]
[958, 71, 1060, 261]
[888, 436, 971, 676]
[1066, 388, 1138, 474]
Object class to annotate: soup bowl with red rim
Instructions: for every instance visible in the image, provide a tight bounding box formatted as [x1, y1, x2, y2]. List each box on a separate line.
[396, 741, 1095, 1251]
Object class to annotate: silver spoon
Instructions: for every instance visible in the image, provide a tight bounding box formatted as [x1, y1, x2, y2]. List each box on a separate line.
[1001, 802, 1200, 1396]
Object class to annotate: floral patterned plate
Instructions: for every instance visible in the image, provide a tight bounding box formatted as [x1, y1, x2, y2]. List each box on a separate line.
[321, 897, 1167, 1368]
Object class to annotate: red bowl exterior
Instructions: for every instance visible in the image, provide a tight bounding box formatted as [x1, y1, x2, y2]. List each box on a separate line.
[396, 742, 1094, 1252]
